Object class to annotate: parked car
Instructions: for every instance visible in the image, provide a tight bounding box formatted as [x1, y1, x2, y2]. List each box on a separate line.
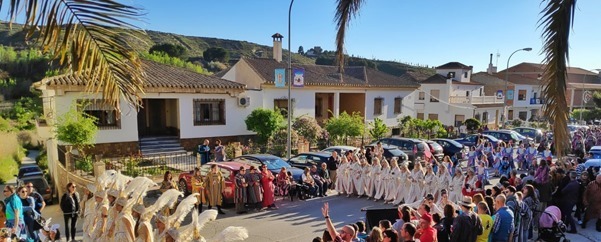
[513, 127, 544, 143]
[236, 154, 303, 181]
[584, 158, 601, 169]
[321, 146, 360, 156]
[431, 138, 466, 160]
[482, 130, 531, 144]
[17, 164, 43, 179]
[18, 175, 53, 203]
[376, 138, 432, 162]
[287, 152, 332, 169]
[421, 140, 444, 161]
[454, 134, 500, 148]
[364, 144, 409, 163]
[177, 161, 250, 204]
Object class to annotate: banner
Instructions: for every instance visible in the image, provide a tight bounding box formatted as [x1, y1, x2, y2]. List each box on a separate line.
[274, 68, 286, 88]
[506, 90, 514, 101]
[293, 68, 305, 87]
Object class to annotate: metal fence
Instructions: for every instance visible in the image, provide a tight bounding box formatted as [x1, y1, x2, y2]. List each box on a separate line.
[103, 152, 198, 177]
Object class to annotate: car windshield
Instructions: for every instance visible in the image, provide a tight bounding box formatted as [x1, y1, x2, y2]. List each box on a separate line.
[444, 139, 463, 147]
[20, 167, 41, 175]
[387, 148, 404, 156]
[263, 157, 291, 169]
[484, 135, 499, 142]
[23, 178, 48, 191]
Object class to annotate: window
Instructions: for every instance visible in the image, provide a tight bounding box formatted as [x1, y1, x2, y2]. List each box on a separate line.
[454, 115, 465, 127]
[518, 111, 527, 121]
[447, 72, 456, 79]
[464, 72, 468, 78]
[428, 113, 438, 120]
[482, 112, 488, 122]
[430, 90, 440, 102]
[508, 110, 514, 120]
[466, 91, 470, 97]
[393, 97, 403, 114]
[518, 90, 527, 101]
[274, 99, 290, 118]
[80, 99, 119, 129]
[315, 97, 323, 118]
[374, 97, 383, 115]
[418, 92, 425, 101]
[193, 99, 225, 126]
[417, 113, 424, 120]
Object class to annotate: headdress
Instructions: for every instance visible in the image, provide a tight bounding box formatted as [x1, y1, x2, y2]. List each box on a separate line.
[142, 189, 183, 220]
[132, 203, 146, 215]
[116, 197, 129, 207]
[210, 226, 249, 242]
[167, 228, 179, 241]
[166, 193, 200, 228]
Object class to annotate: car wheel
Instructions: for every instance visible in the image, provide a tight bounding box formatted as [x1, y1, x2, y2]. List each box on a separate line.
[178, 179, 188, 195]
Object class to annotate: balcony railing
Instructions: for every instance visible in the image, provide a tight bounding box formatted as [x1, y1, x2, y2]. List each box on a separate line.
[449, 96, 504, 105]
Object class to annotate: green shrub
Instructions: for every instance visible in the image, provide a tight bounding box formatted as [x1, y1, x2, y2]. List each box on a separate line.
[36, 150, 48, 170]
[75, 155, 94, 173]
[0, 116, 13, 132]
[511, 119, 524, 127]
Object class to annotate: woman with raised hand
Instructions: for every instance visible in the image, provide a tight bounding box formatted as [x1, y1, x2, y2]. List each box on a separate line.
[367, 157, 382, 200]
[375, 159, 390, 202]
[385, 158, 401, 204]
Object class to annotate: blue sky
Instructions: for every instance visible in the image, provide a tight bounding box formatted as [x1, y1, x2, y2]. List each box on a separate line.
[135, 0, 598, 72]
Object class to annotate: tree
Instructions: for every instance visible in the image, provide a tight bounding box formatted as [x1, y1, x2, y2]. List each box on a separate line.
[463, 118, 481, 132]
[55, 104, 99, 157]
[298, 46, 304, 55]
[334, 0, 577, 156]
[149, 43, 187, 59]
[292, 115, 322, 146]
[369, 118, 389, 140]
[244, 108, 284, 145]
[325, 111, 364, 145]
[2, 0, 145, 113]
[203, 47, 229, 63]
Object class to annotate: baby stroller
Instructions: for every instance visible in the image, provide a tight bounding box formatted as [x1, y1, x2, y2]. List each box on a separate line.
[537, 206, 569, 242]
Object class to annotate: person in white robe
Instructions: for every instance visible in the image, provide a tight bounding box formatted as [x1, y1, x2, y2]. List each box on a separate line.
[406, 161, 425, 204]
[345, 158, 356, 197]
[436, 163, 452, 202]
[336, 157, 349, 195]
[360, 159, 371, 198]
[374, 159, 390, 201]
[449, 168, 464, 203]
[393, 163, 411, 205]
[82, 185, 97, 241]
[423, 165, 437, 200]
[367, 158, 381, 199]
[352, 158, 366, 197]
[385, 158, 401, 203]
[113, 197, 135, 242]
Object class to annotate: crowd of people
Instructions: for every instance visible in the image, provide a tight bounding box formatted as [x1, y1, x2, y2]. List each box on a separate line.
[1, 182, 51, 241]
[315, 129, 601, 242]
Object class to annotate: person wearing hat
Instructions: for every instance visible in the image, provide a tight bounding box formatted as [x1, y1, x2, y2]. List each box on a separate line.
[38, 218, 61, 242]
[81, 184, 96, 241]
[165, 228, 179, 242]
[416, 213, 436, 242]
[113, 197, 135, 241]
[450, 196, 483, 242]
[91, 189, 109, 241]
[101, 188, 120, 240]
[132, 203, 153, 242]
[154, 214, 168, 242]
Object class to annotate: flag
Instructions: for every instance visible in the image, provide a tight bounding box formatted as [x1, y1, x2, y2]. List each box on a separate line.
[293, 68, 305, 87]
[274, 68, 286, 88]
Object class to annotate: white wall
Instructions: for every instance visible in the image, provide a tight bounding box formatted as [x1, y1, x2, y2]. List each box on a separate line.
[260, 87, 317, 118]
[512, 84, 543, 108]
[52, 92, 139, 144]
[436, 68, 471, 82]
[365, 89, 416, 126]
[451, 84, 483, 97]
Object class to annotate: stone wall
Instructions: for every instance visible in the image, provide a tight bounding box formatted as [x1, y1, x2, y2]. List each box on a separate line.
[180, 134, 256, 151]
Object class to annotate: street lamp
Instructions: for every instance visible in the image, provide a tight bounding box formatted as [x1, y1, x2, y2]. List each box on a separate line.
[286, 0, 294, 159]
[503, 47, 532, 128]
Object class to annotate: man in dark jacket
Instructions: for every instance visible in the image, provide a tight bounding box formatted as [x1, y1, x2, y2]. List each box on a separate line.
[326, 151, 339, 189]
[450, 196, 483, 242]
[560, 171, 580, 233]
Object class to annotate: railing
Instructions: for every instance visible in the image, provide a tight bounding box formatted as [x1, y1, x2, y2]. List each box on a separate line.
[103, 152, 198, 177]
[449, 96, 504, 105]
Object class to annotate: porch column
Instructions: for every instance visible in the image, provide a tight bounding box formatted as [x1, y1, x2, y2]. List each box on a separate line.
[333, 92, 340, 117]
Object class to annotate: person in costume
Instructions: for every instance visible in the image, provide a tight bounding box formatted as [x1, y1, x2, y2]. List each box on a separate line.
[352, 157, 365, 198]
[204, 164, 226, 214]
[234, 166, 248, 214]
[81, 184, 96, 241]
[345, 158, 356, 197]
[436, 163, 451, 202]
[91, 190, 109, 241]
[375, 159, 390, 202]
[132, 204, 153, 242]
[260, 165, 276, 209]
[393, 162, 411, 205]
[365, 157, 380, 199]
[246, 166, 263, 211]
[113, 197, 135, 242]
[449, 168, 464, 203]
[385, 158, 401, 204]
[191, 167, 206, 213]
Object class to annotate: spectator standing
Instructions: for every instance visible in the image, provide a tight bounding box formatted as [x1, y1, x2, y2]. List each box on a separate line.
[583, 174, 601, 231]
[60, 182, 80, 242]
[476, 202, 493, 242]
[25, 182, 45, 214]
[381, 229, 398, 242]
[327, 151, 340, 189]
[197, 139, 211, 165]
[18, 185, 38, 241]
[3, 185, 24, 238]
[450, 196, 482, 242]
[417, 213, 437, 242]
[559, 171, 579, 233]
[204, 164, 226, 214]
[322, 202, 355, 242]
[214, 140, 226, 162]
[400, 222, 417, 242]
[260, 165, 276, 209]
[575, 171, 590, 223]
[521, 185, 539, 240]
[492, 194, 514, 242]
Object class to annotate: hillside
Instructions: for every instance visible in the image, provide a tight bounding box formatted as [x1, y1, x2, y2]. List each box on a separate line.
[0, 23, 434, 77]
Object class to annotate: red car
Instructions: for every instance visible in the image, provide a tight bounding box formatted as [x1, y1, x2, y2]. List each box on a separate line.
[178, 161, 250, 204]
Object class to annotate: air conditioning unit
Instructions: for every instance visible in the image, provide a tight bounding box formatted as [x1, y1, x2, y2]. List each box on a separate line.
[238, 97, 250, 107]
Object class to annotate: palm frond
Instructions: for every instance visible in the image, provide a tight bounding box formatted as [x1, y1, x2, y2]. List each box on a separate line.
[4, 0, 146, 111]
[539, 0, 576, 157]
[334, 0, 364, 73]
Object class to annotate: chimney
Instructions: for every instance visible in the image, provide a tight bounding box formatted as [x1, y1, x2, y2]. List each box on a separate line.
[487, 53, 497, 74]
[271, 33, 283, 62]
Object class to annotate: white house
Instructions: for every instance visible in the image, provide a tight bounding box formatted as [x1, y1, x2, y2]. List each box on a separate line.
[222, 33, 420, 129]
[415, 62, 505, 128]
[35, 60, 263, 162]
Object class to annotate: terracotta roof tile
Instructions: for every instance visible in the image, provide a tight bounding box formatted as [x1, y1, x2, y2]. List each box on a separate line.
[243, 58, 419, 88]
[436, 62, 472, 70]
[42, 60, 246, 90]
